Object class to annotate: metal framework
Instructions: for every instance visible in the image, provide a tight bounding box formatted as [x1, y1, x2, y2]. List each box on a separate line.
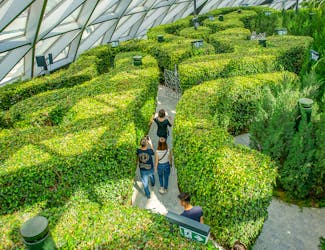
[0, 0, 301, 85]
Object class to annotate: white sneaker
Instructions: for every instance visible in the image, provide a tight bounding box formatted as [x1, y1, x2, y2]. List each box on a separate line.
[164, 188, 168, 193]
[159, 187, 165, 194]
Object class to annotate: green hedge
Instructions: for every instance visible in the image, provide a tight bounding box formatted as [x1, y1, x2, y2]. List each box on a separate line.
[250, 81, 325, 200]
[179, 53, 279, 90]
[179, 26, 213, 40]
[0, 50, 209, 248]
[174, 72, 285, 248]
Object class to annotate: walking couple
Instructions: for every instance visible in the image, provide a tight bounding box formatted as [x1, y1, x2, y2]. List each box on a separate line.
[136, 109, 173, 199]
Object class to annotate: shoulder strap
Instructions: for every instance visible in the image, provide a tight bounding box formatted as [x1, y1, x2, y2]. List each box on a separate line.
[158, 150, 168, 162]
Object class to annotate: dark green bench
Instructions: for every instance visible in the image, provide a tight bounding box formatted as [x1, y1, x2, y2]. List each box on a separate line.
[166, 211, 210, 244]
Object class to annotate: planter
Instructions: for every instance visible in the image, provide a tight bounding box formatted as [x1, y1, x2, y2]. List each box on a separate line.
[218, 15, 224, 21]
[133, 56, 142, 66]
[20, 216, 57, 250]
[191, 39, 204, 48]
[157, 35, 164, 43]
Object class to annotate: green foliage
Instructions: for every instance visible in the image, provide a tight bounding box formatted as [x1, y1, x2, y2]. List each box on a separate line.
[250, 80, 324, 200]
[179, 26, 213, 40]
[179, 53, 280, 91]
[203, 17, 244, 33]
[174, 73, 278, 248]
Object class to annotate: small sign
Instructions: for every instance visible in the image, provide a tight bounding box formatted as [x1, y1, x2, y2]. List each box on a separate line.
[264, 11, 272, 16]
[191, 39, 204, 48]
[179, 226, 209, 244]
[310, 49, 319, 61]
[209, 15, 215, 21]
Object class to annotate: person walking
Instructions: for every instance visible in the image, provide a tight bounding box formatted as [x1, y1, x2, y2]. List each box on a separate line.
[136, 136, 155, 199]
[150, 109, 173, 141]
[178, 192, 204, 223]
[155, 138, 172, 194]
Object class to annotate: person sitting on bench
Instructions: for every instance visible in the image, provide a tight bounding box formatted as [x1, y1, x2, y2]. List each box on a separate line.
[178, 192, 203, 223]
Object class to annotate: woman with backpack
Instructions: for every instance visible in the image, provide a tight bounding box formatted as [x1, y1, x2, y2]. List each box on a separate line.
[155, 138, 172, 194]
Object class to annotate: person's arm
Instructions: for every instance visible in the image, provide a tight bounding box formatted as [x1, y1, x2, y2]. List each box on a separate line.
[148, 113, 156, 127]
[147, 137, 154, 150]
[155, 151, 158, 169]
[167, 115, 173, 126]
[169, 149, 173, 166]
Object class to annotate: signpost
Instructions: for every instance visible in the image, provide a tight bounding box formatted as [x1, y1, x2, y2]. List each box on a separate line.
[179, 226, 209, 244]
[166, 211, 210, 245]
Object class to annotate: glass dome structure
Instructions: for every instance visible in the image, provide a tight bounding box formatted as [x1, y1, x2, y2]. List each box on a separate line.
[0, 0, 302, 85]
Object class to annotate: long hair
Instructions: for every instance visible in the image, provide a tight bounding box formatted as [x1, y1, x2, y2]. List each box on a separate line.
[158, 140, 168, 150]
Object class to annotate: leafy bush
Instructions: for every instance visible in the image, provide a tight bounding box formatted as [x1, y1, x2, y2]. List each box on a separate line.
[174, 73, 278, 248]
[179, 26, 213, 40]
[250, 81, 324, 200]
[203, 17, 244, 33]
[179, 53, 280, 90]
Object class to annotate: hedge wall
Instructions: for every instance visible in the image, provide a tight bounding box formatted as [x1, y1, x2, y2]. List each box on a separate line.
[173, 72, 294, 247]
[0, 50, 207, 249]
[179, 53, 279, 90]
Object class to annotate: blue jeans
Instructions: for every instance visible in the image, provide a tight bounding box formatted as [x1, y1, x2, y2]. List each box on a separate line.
[140, 168, 155, 198]
[158, 162, 170, 189]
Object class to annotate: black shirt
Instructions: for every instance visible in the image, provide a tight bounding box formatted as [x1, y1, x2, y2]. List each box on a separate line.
[154, 118, 171, 138]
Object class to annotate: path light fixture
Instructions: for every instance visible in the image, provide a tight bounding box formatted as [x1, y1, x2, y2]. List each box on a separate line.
[310, 49, 319, 61]
[110, 40, 119, 47]
[191, 39, 204, 48]
[237, 9, 242, 14]
[218, 15, 224, 21]
[298, 98, 313, 123]
[133, 55, 142, 66]
[20, 216, 57, 249]
[275, 28, 287, 35]
[157, 35, 164, 43]
[192, 17, 199, 30]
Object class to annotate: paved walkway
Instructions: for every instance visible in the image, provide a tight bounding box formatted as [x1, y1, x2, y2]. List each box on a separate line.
[132, 85, 183, 215]
[234, 133, 325, 250]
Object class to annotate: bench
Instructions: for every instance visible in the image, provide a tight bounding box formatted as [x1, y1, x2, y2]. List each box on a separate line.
[166, 211, 210, 244]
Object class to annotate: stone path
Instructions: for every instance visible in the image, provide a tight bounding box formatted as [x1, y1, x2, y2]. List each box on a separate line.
[234, 133, 325, 250]
[132, 85, 183, 215]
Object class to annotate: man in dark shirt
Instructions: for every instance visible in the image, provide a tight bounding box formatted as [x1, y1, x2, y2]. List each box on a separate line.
[178, 192, 203, 223]
[136, 136, 155, 199]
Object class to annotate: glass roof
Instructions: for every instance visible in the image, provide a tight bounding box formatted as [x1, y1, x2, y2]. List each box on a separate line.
[0, 0, 302, 85]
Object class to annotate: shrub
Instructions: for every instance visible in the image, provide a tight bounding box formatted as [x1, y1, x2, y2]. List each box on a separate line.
[0, 51, 206, 249]
[0, 53, 101, 111]
[250, 81, 324, 200]
[203, 17, 244, 33]
[179, 53, 280, 90]
[179, 26, 213, 40]
[174, 73, 279, 248]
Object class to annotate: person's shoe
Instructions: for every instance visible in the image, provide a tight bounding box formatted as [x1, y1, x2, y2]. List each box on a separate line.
[164, 188, 168, 193]
[159, 187, 165, 194]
